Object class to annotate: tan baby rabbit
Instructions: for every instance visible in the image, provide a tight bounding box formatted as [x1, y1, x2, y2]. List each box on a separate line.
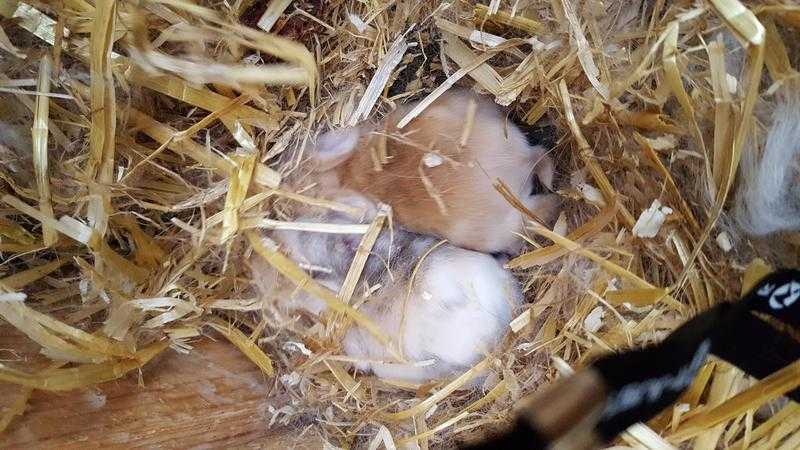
[306, 89, 560, 254]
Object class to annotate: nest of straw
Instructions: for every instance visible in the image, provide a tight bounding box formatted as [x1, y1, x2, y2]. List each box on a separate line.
[2, 0, 800, 448]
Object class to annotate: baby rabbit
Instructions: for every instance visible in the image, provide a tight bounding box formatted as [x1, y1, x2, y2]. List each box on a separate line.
[306, 89, 560, 254]
[262, 191, 523, 384]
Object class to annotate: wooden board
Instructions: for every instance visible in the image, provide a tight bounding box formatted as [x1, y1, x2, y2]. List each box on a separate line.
[0, 329, 323, 449]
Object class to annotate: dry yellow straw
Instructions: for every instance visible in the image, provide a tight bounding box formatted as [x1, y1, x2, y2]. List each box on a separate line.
[85, 0, 117, 239]
[0, 341, 168, 391]
[207, 317, 274, 376]
[671, 360, 800, 441]
[31, 54, 56, 246]
[380, 358, 491, 422]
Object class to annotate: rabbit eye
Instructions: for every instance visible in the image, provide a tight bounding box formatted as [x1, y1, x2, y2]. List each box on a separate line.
[530, 175, 546, 196]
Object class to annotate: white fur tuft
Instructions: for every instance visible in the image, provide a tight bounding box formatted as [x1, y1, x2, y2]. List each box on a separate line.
[735, 84, 800, 235]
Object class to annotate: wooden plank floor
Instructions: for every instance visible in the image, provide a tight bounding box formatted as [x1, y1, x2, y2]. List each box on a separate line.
[0, 329, 322, 449]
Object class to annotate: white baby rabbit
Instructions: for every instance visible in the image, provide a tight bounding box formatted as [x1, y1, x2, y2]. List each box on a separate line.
[341, 244, 523, 384]
[263, 191, 523, 384]
[304, 89, 560, 254]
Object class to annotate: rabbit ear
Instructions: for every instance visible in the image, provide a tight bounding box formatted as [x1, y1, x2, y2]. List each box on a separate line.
[309, 127, 361, 171]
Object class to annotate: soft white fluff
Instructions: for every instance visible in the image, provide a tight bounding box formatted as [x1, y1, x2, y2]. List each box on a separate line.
[735, 84, 800, 236]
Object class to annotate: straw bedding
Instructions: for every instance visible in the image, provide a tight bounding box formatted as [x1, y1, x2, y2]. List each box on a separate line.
[1, 0, 799, 448]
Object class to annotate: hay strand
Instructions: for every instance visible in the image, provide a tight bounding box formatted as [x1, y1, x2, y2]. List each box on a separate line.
[30, 54, 56, 246]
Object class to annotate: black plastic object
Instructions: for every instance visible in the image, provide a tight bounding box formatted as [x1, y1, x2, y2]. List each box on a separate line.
[595, 269, 800, 439]
[742, 269, 800, 328]
[461, 269, 800, 449]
